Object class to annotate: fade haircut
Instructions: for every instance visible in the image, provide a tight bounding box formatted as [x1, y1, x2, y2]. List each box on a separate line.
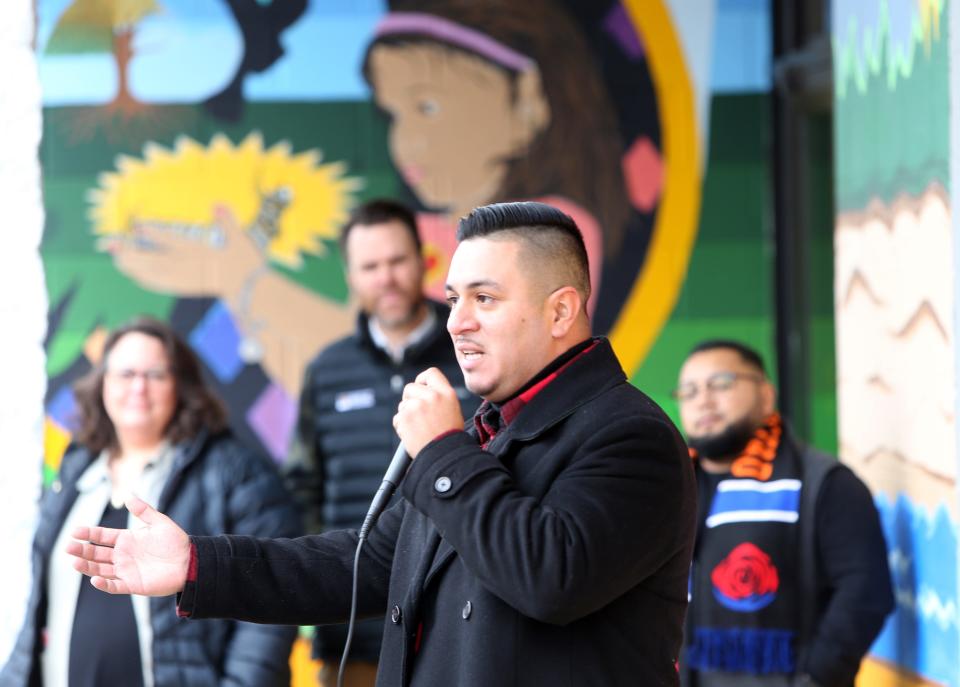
[339, 198, 422, 259]
[456, 201, 591, 301]
[686, 339, 767, 377]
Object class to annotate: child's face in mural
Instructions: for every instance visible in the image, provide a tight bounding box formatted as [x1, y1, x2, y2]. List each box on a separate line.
[368, 42, 548, 216]
[102, 332, 177, 444]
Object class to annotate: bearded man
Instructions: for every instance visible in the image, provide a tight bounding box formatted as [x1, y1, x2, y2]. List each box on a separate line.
[675, 340, 894, 687]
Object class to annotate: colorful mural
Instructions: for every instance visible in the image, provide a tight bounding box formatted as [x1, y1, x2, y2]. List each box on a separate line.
[632, 0, 779, 435]
[33, 3, 723, 674]
[39, 0, 714, 482]
[20, 0, 805, 679]
[833, 0, 958, 684]
[22, 0, 960, 682]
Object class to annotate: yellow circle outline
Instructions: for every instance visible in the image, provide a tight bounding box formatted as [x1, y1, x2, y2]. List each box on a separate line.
[609, 0, 703, 376]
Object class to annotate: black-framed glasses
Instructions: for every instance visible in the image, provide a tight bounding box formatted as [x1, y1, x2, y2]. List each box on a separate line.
[105, 368, 173, 385]
[672, 371, 763, 402]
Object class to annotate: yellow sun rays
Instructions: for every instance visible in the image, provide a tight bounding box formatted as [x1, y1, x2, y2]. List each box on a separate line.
[89, 132, 361, 266]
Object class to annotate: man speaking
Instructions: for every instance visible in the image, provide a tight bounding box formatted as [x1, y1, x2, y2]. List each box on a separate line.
[68, 202, 697, 686]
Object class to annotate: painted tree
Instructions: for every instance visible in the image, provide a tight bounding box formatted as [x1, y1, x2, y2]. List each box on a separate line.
[45, 0, 162, 112]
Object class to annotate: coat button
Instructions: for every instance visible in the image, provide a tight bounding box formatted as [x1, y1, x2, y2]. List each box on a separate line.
[462, 600, 472, 620]
[391, 604, 402, 624]
[51, 480, 62, 494]
[434, 476, 452, 493]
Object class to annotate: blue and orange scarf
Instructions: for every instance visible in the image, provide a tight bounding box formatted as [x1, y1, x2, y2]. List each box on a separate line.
[686, 414, 802, 676]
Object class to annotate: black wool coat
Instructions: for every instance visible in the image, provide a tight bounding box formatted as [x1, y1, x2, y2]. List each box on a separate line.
[183, 339, 697, 686]
[285, 298, 479, 661]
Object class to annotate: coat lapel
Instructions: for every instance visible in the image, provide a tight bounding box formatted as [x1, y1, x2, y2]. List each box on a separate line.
[423, 538, 457, 589]
[392, 508, 446, 605]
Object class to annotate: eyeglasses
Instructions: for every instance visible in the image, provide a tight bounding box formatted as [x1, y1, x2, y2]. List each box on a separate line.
[105, 368, 173, 384]
[672, 371, 763, 402]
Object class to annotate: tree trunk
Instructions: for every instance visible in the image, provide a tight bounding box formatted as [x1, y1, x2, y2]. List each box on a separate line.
[112, 28, 136, 111]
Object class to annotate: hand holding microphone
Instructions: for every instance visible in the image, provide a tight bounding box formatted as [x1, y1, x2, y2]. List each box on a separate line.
[392, 367, 465, 459]
[361, 368, 465, 540]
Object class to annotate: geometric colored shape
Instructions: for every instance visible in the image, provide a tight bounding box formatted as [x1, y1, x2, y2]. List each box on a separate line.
[290, 635, 322, 687]
[46, 385, 79, 432]
[44, 416, 73, 480]
[604, 3, 644, 59]
[246, 382, 297, 463]
[188, 300, 245, 383]
[622, 135, 663, 212]
[83, 325, 109, 367]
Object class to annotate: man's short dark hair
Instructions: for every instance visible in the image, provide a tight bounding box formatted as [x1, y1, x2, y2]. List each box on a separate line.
[686, 339, 767, 376]
[339, 199, 421, 258]
[456, 201, 591, 300]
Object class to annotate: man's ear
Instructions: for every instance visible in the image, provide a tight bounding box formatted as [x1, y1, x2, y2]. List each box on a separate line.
[415, 251, 427, 281]
[510, 66, 551, 150]
[343, 262, 355, 295]
[547, 286, 583, 338]
[760, 380, 777, 416]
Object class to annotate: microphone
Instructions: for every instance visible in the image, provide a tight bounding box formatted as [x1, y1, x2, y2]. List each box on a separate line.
[358, 442, 410, 540]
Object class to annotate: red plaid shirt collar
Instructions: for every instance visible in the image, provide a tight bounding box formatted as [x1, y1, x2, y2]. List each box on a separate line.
[473, 339, 598, 447]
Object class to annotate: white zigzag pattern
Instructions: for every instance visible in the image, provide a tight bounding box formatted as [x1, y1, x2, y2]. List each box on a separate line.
[887, 549, 912, 576]
[894, 585, 959, 632]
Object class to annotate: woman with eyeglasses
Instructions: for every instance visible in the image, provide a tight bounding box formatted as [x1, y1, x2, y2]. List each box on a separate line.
[3, 317, 301, 687]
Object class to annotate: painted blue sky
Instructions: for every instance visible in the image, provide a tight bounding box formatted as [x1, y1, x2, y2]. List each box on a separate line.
[711, 0, 770, 93]
[37, 0, 769, 106]
[37, 0, 386, 105]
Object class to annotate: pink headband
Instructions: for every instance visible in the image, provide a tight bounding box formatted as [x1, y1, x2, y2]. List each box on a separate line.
[373, 12, 535, 72]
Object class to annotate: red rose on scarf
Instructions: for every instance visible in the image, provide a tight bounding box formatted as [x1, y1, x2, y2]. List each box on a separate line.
[711, 542, 779, 602]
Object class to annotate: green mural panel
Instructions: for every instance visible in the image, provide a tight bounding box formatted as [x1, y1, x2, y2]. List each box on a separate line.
[634, 92, 776, 418]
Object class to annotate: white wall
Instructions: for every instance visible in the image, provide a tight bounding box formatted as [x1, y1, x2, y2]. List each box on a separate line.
[0, 0, 47, 668]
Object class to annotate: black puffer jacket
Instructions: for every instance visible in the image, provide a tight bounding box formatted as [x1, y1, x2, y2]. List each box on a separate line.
[285, 299, 478, 662]
[1, 430, 301, 687]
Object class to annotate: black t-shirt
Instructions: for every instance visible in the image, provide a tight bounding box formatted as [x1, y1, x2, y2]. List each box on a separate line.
[69, 502, 145, 687]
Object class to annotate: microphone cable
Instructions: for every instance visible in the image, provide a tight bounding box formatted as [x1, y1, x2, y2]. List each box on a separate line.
[337, 442, 409, 687]
[337, 538, 365, 687]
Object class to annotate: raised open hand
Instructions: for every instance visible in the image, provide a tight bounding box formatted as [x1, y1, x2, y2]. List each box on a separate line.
[67, 496, 191, 597]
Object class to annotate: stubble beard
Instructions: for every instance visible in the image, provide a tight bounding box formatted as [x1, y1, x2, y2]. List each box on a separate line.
[375, 293, 425, 331]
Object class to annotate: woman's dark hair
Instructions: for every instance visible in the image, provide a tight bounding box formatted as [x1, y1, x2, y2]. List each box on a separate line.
[73, 317, 227, 453]
[363, 0, 631, 255]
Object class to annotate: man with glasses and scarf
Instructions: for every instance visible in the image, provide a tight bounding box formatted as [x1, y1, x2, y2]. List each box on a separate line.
[674, 340, 894, 687]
